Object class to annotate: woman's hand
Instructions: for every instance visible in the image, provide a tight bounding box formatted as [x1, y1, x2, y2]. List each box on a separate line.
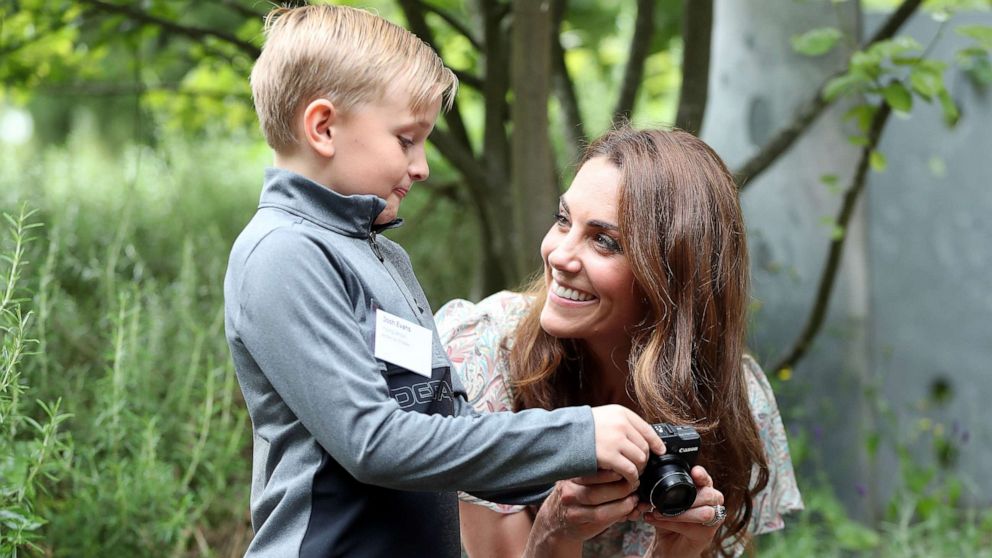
[525, 470, 641, 556]
[642, 466, 725, 558]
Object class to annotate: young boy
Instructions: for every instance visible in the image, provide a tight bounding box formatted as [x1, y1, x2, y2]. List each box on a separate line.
[224, 5, 663, 557]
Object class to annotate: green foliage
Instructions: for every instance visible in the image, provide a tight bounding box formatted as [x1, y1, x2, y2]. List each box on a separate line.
[792, 26, 844, 56]
[0, 207, 72, 557]
[870, 149, 888, 171]
[0, 127, 266, 556]
[816, 10, 990, 181]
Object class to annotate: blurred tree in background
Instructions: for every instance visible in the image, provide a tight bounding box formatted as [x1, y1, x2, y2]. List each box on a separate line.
[1, 0, 991, 556]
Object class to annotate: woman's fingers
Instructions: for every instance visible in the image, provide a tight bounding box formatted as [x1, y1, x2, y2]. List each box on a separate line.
[558, 477, 639, 507]
[690, 465, 713, 488]
[561, 493, 640, 527]
[644, 515, 717, 541]
[649, 482, 724, 524]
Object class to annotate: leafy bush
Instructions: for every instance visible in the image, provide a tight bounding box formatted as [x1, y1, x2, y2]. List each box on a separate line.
[1, 127, 259, 557]
[0, 207, 71, 556]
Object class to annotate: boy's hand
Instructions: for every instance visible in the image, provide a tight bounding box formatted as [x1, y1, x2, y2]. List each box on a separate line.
[590, 405, 665, 484]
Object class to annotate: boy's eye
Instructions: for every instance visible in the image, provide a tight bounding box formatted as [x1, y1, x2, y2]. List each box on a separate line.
[398, 136, 414, 150]
[595, 233, 622, 254]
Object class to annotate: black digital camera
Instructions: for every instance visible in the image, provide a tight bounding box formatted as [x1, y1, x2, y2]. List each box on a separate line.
[637, 423, 701, 516]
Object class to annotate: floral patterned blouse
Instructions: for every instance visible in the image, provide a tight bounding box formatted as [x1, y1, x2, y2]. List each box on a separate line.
[435, 291, 804, 558]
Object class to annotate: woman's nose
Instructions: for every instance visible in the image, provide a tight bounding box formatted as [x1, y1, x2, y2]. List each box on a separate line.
[547, 236, 581, 273]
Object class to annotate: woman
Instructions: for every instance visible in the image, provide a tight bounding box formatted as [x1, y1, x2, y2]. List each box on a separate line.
[436, 127, 802, 557]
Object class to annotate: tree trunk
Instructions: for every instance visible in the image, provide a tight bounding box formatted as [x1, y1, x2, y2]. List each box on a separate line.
[510, 0, 557, 280]
[675, 0, 712, 134]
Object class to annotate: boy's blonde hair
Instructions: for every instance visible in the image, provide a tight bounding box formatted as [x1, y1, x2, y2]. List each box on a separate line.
[250, 4, 458, 152]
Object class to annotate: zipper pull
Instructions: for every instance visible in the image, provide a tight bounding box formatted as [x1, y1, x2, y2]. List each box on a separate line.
[368, 231, 384, 262]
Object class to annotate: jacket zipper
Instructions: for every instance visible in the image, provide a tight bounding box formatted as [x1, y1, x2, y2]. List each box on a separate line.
[368, 230, 384, 262]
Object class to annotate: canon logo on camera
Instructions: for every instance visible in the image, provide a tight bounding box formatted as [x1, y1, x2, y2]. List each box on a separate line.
[678, 447, 698, 453]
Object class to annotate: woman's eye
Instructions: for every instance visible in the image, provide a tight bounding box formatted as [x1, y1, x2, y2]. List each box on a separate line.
[595, 234, 622, 254]
[553, 212, 569, 227]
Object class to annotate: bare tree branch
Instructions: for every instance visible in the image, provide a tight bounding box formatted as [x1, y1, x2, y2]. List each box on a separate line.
[770, 103, 892, 374]
[34, 81, 251, 102]
[452, 68, 483, 90]
[611, 0, 656, 126]
[429, 129, 488, 191]
[412, 0, 482, 51]
[550, 0, 586, 161]
[735, 0, 923, 190]
[479, 0, 511, 175]
[397, 0, 475, 156]
[78, 0, 261, 57]
[674, 0, 712, 134]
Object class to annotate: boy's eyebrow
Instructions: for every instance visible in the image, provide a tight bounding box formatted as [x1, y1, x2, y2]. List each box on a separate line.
[398, 118, 436, 133]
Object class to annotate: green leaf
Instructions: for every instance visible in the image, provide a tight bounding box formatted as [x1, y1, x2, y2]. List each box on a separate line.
[937, 88, 960, 127]
[850, 51, 883, 78]
[820, 174, 843, 194]
[870, 150, 887, 172]
[871, 36, 924, 59]
[792, 27, 843, 56]
[848, 135, 870, 147]
[909, 66, 943, 99]
[823, 73, 867, 101]
[844, 104, 877, 133]
[831, 224, 846, 240]
[958, 50, 992, 85]
[882, 81, 913, 112]
[956, 24, 992, 50]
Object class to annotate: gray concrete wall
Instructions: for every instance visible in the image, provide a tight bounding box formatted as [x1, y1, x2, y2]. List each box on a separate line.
[704, 1, 992, 518]
[867, 11, 992, 509]
[703, 0, 875, 516]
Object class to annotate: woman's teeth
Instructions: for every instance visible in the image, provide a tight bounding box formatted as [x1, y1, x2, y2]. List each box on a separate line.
[552, 281, 594, 302]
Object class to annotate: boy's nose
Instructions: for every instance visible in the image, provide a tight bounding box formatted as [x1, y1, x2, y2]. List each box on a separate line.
[409, 152, 429, 182]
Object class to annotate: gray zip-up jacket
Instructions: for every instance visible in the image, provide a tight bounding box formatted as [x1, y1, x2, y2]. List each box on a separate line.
[224, 169, 597, 558]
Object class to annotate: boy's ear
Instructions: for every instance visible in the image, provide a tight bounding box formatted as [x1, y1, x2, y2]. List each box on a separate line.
[302, 98, 337, 158]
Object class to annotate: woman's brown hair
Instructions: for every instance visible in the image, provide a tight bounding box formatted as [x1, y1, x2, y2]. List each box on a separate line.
[507, 127, 769, 555]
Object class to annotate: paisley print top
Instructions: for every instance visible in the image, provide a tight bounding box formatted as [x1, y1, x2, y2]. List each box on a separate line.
[436, 291, 803, 557]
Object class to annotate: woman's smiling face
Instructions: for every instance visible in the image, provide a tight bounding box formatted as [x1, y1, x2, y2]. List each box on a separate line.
[539, 157, 646, 347]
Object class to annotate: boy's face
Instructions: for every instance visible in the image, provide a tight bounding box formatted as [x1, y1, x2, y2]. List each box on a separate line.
[327, 84, 440, 225]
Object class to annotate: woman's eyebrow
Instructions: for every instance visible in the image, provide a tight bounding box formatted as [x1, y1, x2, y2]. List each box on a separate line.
[588, 219, 619, 231]
[560, 198, 617, 230]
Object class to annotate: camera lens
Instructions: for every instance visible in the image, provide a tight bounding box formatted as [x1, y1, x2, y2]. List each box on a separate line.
[657, 479, 695, 512]
[644, 461, 696, 516]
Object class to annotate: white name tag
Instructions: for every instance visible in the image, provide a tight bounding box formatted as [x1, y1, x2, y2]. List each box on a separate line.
[374, 309, 433, 378]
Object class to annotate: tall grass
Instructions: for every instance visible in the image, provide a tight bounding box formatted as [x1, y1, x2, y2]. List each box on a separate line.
[1, 122, 262, 557]
[0, 207, 72, 557]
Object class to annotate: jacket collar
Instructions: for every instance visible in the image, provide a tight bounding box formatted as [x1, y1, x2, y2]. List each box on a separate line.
[258, 168, 402, 236]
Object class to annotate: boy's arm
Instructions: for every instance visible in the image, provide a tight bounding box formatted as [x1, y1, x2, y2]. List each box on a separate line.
[233, 230, 596, 492]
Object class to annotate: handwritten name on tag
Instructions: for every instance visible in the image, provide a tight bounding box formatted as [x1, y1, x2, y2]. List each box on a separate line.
[374, 309, 432, 378]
